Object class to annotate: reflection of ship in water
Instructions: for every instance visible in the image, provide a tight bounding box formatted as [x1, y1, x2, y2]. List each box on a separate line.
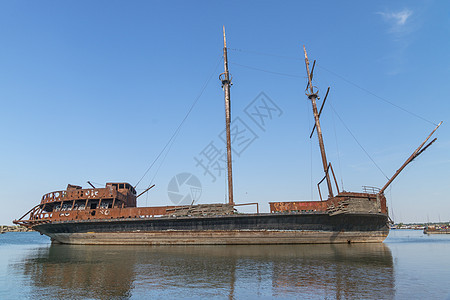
[18, 245, 136, 299]
[17, 243, 394, 298]
[269, 244, 394, 298]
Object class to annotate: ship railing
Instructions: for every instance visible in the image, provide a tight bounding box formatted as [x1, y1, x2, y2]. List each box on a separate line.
[40, 187, 126, 204]
[362, 186, 381, 194]
[233, 202, 259, 214]
[13, 204, 47, 227]
[31, 206, 183, 222]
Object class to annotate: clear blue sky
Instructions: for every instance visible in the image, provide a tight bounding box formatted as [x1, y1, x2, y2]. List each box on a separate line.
[1, 1, 449, 224]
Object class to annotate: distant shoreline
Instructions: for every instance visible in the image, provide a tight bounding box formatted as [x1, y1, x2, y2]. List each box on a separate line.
[0, 225, 34, 233]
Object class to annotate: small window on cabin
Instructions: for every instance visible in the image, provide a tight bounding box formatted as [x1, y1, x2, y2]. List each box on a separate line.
[119, 184, 124, 189]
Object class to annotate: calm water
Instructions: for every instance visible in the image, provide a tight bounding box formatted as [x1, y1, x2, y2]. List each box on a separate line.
[0, 230, 449, 299]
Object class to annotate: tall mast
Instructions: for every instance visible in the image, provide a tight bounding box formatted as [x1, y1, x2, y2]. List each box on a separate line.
[220, 26, 234, 205]
[303, 46, 334, 198]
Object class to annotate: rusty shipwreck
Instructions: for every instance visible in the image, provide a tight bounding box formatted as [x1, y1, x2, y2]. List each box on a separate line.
[14, 30, 441, 245]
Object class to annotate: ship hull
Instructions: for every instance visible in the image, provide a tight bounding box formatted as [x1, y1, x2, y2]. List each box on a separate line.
[33, 212, 389, 245]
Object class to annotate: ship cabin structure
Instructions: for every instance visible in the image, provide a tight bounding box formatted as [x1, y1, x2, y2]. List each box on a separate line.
[42, 182, 138, 211]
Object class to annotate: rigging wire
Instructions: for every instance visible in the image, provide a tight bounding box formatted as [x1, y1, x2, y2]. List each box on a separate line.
[331, 105, 345, 191]
[389, 186, 394, 222]
[316, 64, 438, 127]
[310, 125, 314, 200]
[134, 56, 223, 189]
[145, 130, 178, 191]
[224, 170, 227, 204]
[230, 62, 303, 78]
[145, 93, 209, 191]
[228, 47, 437, 126]
[328, 102, 390, 180]
[228, 48, 301, 61]
[306, 93, 314, 200]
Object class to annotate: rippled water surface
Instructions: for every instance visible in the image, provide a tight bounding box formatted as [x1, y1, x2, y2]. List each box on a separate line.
[1, 230, 449, 299]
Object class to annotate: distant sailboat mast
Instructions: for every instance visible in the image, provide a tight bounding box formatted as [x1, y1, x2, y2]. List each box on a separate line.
[220, 26, 234, 205]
